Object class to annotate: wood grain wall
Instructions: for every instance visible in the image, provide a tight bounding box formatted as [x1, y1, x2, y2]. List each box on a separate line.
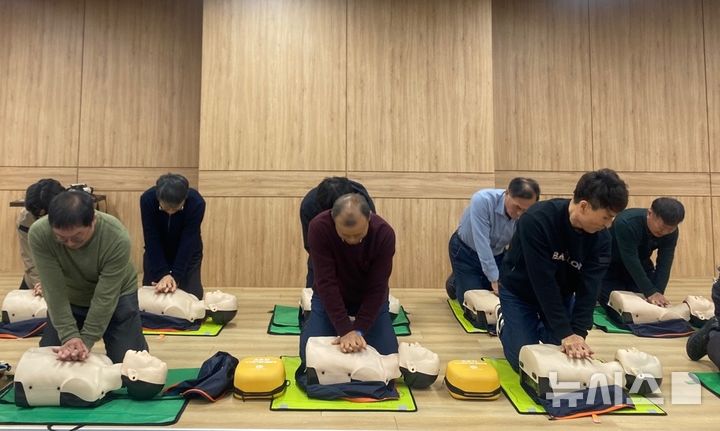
[2, 0, 719, 288]
[493, 0, 718, 279]
[0, 0, 202, 274]
[199, 0, 494, 287]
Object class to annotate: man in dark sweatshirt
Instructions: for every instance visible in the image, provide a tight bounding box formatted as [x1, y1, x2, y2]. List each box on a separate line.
[299, 193, 397, 365]
[140, 173, 205, 299]
[30, 190, 147, 363]
[599, 197, 685, 308]
[498, 169, 629, 370]
[300, 177, 376, 288]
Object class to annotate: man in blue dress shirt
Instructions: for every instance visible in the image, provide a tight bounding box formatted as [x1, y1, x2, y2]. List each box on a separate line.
[446, 178, 540, 303]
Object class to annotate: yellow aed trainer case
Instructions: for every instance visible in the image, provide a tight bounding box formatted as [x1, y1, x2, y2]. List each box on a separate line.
[233, 356, 287, 400]
[444, 359, 500, 400]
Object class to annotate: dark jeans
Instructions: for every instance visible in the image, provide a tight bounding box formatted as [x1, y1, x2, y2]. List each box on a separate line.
[299, 293, 398, 366]
[598, 269, 657, 310]
[448, 231, 504, 303]
[709, 280, 720, 369]
[499, 286, 575, 371]
[306, 257, 314, 288]
[19, 278, 30, 290]
[143, 252, 204, 299]
[40, 293, 148, 363]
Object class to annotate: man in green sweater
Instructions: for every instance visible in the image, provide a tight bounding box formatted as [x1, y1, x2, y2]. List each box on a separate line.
[599, 197, 685, 308]
[29, 190, 147, 363]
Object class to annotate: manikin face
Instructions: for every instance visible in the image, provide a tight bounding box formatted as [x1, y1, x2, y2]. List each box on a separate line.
[52, 218, 96, 249]
[334, 213, 370, 245]
[573, 200, 617, 233]
[122, 350, 167, 384]
[504, 194, 536, 220]
[646, 209, 678, 238]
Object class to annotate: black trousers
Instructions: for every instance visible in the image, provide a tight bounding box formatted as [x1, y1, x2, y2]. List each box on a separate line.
[40, 292, 148, 363]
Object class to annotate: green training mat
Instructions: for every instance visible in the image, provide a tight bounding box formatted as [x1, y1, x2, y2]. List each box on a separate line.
[593, 306, 632, 334]
[690, 371, 720, 398]
[268, 304, 411, 336]
[483, 358, 665, 415]
[447, 299, 488, 333]
[144, 317, 225, 336]
[270, 356, 416, 412]
[0, 368, 198, 426]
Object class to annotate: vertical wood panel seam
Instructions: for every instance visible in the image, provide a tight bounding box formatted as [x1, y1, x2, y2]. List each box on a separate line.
[75, 0, 88, 183]
[701, 0, 717, 267]
[345, 0, 349, 176]
[587, 0, 595, 169]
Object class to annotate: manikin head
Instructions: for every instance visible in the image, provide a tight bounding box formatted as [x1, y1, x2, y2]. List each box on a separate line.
[398, 342, 440, 389]
[121, 350, 168, 400]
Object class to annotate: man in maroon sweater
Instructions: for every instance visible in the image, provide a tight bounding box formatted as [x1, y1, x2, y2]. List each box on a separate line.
[299, 193, 398, 366]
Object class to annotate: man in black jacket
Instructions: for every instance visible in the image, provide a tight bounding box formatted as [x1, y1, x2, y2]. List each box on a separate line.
[498, 169, 628, 370]
[140, 173, 205, 299]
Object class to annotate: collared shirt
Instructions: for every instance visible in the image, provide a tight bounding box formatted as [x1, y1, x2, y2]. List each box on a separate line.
[457, 189, 515, 282]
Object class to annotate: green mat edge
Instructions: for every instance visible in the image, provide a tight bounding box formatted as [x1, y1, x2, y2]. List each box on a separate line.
[268, 304, 412, 336]
[270, 356, 417, 412]
[0, 367, 198, 426]
[690, 371, 720, 398]
[593, 306, 633, 334]
[483, 357, 666, 416]
[447, 299, 488, 334]
[143, 318, 225, 337]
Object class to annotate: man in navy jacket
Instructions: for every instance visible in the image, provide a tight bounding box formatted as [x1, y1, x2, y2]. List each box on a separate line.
[140, 173, 205, 299]
[498, 169, 628, 370]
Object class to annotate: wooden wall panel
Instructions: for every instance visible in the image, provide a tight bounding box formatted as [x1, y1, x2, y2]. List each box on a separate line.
[496, 171, 712, 197]
[199, 172, 344, 198]
[101, 191, 145, 273]
[1, 191, 28, 273]
[199, 0, 346, 171]
[625, 196, 713, 278]
[79, 0, 202, 167]
[714, 198, 720, 273]
[0, 168, 77, 191]
[347, 0, 493, 173]
[349, 172, 495, 199]
[493, 0, 592, 171]
[0, 0, 83, 166]
[378, 198, 467, 289]
[78, 168, 199, 192]
[590, 0, 708, 172]
[202, 198, 306, 287]
[706, 0, 720, 173]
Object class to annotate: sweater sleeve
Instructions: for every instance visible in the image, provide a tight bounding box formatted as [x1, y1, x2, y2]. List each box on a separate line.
[170, 196, 205, 280]
[571, 236, 611, 337]
[518, 213, 575, 340]
[309, 219, 354, 336]
[79, 234, 131, 350]
[468, 194, 501, 282]
[653, 230, 678, 294]
[614, 219, 657, 297]
[353, 225, 395, 333]
[29, 224, 82, 344]
[140, 192, 170, 281]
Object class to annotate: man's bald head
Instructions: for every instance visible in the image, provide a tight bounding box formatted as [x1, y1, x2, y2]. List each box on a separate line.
[331, 194, 371, 227]
[331, 194, 371, 244]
